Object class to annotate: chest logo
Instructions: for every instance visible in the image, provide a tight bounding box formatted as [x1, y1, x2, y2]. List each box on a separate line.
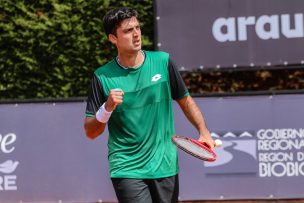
[151, 74, 162, 82]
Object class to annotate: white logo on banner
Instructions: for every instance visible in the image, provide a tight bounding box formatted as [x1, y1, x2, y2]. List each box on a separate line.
[0, 160, 19, 174]
[0, 133, 18, 191]
[212, 13, 304, 42]
[205, 132, 257, 171]
[205, 129, 304, 178]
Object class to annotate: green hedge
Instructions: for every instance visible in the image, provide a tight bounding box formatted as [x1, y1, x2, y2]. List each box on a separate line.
[1, 1, 302, 100]
[0, 0, 153, 99]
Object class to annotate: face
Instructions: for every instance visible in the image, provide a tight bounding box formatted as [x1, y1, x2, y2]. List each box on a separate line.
[109, 17, 142, 54]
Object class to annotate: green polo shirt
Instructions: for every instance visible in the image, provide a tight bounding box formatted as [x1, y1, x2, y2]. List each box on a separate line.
[85, 51, 189, 178]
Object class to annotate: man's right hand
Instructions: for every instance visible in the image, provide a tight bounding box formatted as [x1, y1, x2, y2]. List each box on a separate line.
[105, 88, 124, 111]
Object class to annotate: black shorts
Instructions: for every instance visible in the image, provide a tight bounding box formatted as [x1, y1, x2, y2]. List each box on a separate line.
[111, 175, 179, 203]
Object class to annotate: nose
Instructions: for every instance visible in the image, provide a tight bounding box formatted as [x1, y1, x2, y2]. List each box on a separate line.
[133, 28, 140, 37]
[133, 31, 139, 38]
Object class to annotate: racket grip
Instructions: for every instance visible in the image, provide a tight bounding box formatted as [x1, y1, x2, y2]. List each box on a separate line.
[214, 139, 222, 147]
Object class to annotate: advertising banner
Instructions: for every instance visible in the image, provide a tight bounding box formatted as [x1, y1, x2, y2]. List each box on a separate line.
[0, 102, 114, 202]
[1, 94, 304, 202]
[175, 94, 304, 200]
[155, 0, 304, 70]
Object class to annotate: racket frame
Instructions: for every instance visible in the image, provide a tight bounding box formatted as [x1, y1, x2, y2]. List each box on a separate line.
[172, 135, 217, 162]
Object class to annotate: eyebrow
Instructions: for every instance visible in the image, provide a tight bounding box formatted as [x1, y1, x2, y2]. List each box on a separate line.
[122, 24, 140, 32]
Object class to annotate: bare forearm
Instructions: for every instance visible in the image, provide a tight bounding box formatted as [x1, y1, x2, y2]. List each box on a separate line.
[84, 116, 107, 139]
[177, 96, 215, 147]
[84, 89, 124, 140]
[177, 96, 209, 135]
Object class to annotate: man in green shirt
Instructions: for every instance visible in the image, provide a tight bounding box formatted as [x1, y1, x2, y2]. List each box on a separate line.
[84, 7, 215, 203]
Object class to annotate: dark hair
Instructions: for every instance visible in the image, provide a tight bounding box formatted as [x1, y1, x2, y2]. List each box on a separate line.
[103, 7, 138, 37]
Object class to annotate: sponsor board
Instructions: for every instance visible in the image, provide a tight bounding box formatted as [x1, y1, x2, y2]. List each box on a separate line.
[155, 0, 304, 69]
[1, 96, 304, 201]
[205, 129, 304, 178]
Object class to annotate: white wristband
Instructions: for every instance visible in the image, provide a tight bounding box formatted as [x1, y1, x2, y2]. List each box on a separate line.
[96, 103, 112, 123]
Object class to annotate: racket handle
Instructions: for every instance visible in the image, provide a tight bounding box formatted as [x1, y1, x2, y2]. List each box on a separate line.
[214, 139, 222, 147]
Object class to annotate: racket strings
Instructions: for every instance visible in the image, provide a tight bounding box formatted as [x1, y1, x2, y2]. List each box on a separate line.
[175, 139, 213, 159]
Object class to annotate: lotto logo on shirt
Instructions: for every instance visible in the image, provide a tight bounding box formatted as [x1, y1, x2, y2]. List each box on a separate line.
[151, 74, 162, 82]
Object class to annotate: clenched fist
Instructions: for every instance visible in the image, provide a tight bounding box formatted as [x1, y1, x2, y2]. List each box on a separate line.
[105, 88, 124, 112]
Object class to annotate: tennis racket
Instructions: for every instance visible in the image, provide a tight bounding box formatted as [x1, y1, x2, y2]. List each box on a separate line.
[172, 135, 222, 162]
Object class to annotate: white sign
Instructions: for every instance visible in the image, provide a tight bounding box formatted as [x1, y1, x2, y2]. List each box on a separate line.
[0, 133, 19, 191]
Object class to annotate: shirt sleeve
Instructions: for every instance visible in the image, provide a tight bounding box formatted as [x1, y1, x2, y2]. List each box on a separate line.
[85, 74, 107, 116]
[168, 57, 189, 100]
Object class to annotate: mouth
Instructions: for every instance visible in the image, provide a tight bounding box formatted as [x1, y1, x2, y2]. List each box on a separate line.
[133, 39, 141, 46]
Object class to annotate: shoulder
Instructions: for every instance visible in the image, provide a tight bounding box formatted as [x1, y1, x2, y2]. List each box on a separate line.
[94, 59, 117, 77]
[145, 50, 169, 60]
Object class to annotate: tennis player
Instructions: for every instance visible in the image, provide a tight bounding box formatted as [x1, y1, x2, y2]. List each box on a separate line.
[84, 7, 215, 203]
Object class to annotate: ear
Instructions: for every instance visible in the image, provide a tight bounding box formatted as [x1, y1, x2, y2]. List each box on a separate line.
[108, 34, 117, 45]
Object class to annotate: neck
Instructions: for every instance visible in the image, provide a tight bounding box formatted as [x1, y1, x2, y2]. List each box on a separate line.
[117, 50, 144, 69]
